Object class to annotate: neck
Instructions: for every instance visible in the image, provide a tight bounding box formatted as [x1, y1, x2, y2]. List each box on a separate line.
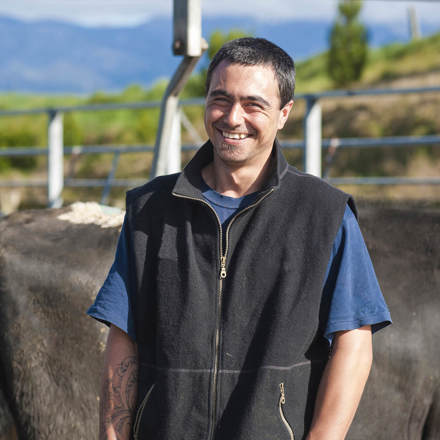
[202, 152, 273, 198]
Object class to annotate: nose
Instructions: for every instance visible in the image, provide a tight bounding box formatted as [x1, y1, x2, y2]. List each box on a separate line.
[224, 102, 244, 127]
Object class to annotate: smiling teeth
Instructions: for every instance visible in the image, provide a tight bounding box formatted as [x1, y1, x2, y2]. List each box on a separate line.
[222, 131, 247, 140]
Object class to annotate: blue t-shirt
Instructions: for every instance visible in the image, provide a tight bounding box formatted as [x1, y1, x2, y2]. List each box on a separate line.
[88, 187, 391, 344]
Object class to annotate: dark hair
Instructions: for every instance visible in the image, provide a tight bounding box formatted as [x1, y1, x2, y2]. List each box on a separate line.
[206, 37, 295, 108]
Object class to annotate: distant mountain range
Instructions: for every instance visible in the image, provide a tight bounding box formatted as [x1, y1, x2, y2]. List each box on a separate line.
[0, 15, 437, 94]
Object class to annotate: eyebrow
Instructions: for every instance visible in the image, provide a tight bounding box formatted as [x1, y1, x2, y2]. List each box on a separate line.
[209, 89, 272, 108]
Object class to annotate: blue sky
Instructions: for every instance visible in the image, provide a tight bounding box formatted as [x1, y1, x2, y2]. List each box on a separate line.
[0, 0, 439, 28]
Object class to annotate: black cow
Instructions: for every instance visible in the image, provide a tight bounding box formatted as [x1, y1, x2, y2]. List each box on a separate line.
[349, 203, 440, 439]
[0, 204, 120, 440]
[0, 202, 439, 439]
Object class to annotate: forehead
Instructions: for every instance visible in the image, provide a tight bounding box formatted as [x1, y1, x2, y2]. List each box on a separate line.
[208, 61, 280, 99]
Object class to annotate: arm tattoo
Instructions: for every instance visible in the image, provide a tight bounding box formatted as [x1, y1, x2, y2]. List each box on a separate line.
[100, 356, 138, 440]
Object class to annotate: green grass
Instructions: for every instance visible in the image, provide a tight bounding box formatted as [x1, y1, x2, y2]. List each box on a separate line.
[0, 93, 83, 110]
[295, 53, 333, 94]
[294, 31, 440, 93]
[363, 32, 440, 83]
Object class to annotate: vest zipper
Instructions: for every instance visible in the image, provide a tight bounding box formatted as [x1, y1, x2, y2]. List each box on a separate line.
[172, 193, 225, 440]
[220, 256, 227, 279]
[220, 187, 275, 278]
[207, 204, 223, 440]
[173, 188, 275, 440]
[279, 383, 295, 440]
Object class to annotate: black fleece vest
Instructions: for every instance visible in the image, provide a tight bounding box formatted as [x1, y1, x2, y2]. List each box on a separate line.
[125, 140, 355, 440]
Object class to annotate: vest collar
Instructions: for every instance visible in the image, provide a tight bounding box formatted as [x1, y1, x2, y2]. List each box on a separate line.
[172, 138, 288, 200]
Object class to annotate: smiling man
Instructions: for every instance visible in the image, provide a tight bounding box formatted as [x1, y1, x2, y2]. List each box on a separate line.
[88, 38, 391, 440]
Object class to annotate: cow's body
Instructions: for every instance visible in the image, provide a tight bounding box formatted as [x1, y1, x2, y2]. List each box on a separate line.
[349, 203, 440, 439]
[0, 202, 439, 439]
[0, 204, 120, 440]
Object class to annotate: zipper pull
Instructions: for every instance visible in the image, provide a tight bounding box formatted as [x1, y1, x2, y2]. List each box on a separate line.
[280, 382, 286, 404]
[220, 256, 227, 279]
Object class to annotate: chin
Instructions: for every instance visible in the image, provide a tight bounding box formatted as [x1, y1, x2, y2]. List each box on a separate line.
[215, 143, 242, 157]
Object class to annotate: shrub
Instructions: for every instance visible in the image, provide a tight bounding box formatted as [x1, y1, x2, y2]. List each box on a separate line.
[327, 0, 368, 87]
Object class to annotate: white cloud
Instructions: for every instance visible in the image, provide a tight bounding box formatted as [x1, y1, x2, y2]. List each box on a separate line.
[202, 0, 337, 21]
[0, 0, 439, 27]
[0, 0, 171, 26]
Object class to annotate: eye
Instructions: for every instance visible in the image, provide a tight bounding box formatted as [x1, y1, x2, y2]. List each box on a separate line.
[245, 102, 263, 110]
[211, 96, 230, 106]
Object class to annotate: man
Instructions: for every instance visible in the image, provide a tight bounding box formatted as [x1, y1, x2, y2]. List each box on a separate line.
[88, 38, 391, 440]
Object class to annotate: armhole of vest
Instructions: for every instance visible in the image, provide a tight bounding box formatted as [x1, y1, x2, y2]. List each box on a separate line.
[347, 196, 358, 220]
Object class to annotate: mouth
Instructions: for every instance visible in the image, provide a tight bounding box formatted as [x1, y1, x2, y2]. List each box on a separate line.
[218, 129, 251, 141]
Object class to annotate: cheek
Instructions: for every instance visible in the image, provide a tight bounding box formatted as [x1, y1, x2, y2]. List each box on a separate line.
[205, 107, 224, 123]
[248, 114, 274, 133]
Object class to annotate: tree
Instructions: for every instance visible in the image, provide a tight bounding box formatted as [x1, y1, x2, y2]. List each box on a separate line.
[327, 0, 368, 87]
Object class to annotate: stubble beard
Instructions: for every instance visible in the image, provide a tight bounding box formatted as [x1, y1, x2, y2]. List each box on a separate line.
[215, 141, 246, 164]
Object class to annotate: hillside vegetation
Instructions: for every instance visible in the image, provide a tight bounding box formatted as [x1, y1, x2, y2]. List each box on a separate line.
[295, 31, 440, 92]
[0, 32, 439, 212]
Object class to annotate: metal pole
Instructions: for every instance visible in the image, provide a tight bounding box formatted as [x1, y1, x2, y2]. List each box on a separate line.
[151, 0, 207, 178]
[166, 109, 182, 174]
[151, 55, 203, 178]
[101, 151, 121, 205]
[47, 110, 64, 208]
[180, 108, 204, 146]
[173, 0, 202, 56]
[408, 7, 420, 40]
[304, 97, 322, 178]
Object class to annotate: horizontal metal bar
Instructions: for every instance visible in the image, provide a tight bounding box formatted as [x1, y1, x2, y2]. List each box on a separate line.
[281, 135, 440, 150]
[299, 86, 440, 101]
[0, 180, 47, 187]
[321, 135, 440, 149]
[0, 145, 156, 156]
[0, 86, 439, 118]
[67, 144, 197, 154]
[0, 100, 162, 117]
[65, 144, 155, 154]
[281, 141, 304, 149]
[179, 97, 205, 106]
[0, 147, 48, 156]
[64, 178, 146, 187]
[328, 177, 440, 185]
[0, 178, 146, 188]
[66, 144, 198, 155]
[1, 135, 438, 159]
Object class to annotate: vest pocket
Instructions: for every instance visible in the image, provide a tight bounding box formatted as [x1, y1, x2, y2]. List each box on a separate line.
[133, 383, 155, 440]
[278, 382, 295, 440]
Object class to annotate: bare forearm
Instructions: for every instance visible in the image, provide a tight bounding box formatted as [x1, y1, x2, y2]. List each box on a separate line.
[100, 325, 138, 440]
[306, 326, 373, 440]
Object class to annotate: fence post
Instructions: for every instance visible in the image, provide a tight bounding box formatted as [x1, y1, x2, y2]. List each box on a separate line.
[166, 108, 182, 174]
[151, 0, 206, 178]
[303, 96, 322, 178]
[48, 110, 64, 208]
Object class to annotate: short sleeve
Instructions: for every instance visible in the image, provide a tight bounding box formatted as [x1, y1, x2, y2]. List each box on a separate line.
[87, 216, 136, 341]
[321, 205, 391, 343]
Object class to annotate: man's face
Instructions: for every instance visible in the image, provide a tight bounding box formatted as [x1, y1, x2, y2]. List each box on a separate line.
[204, 61, 293, 168]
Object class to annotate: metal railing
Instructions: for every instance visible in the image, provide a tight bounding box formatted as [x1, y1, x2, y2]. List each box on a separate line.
[0, 85, 439, 207]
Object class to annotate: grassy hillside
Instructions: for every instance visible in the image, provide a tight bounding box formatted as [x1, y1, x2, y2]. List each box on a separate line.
[295, 31, 440, 93]
[0, 32, 439, 211]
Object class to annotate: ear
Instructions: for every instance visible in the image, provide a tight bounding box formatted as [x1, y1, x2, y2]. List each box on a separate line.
[278, 100, 294, 130]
